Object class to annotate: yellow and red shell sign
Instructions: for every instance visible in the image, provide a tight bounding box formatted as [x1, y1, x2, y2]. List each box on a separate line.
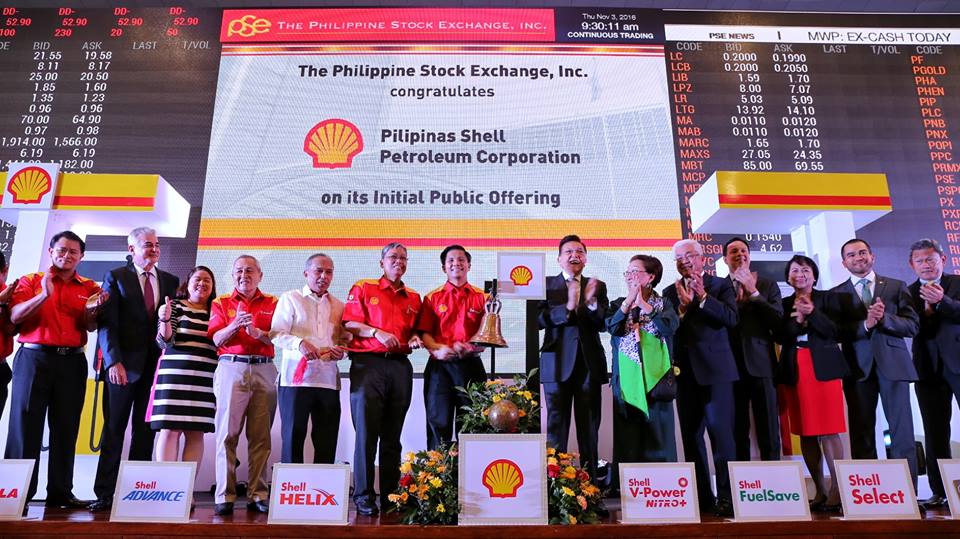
[509, 265, 533, 286]
[304, 119, 363, 169]
[7, 166, 52, 204]
[482, 458, 524, 498]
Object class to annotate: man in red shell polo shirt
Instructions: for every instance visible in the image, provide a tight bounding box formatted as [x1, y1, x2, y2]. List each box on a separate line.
[343, 242, 423, 517]
[0, 252, 17, 425]
[417, 244, 487, 450]
[208, 255, 278, 516]
[4, 231, 107, 507]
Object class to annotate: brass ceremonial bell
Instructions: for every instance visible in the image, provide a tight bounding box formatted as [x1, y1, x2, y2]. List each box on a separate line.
[470, 279, 508, 348]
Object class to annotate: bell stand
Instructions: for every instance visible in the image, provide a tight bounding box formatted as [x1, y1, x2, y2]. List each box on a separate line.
[488, 278, 498, 378]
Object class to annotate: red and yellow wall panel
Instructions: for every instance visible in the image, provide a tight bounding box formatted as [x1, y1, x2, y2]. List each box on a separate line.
[198, 218, 682, 250]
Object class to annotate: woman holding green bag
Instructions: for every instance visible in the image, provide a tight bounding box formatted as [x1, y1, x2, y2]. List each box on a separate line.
[607, 254, 679, 468]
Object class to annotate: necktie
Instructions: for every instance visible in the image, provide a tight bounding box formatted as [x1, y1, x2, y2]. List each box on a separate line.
[858, 277, 872, 306]
[734, 280, 746, 303]
[569, 276, 581, 304]
[143, 272, 156, 317]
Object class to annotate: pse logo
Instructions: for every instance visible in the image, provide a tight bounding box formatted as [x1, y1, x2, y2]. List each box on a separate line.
[304, 119, 364, 169]
[226, 14, 271, 38]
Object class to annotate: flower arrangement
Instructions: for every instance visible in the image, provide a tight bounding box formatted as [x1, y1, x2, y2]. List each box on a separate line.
[387, 444, 459, 525]
[546, 447, 603, 525]
[388, 369, 603, 526]
[456, 369, 541, 434]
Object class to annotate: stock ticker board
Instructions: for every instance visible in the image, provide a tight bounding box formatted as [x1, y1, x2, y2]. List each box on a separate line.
[0, 7, 958, 283]
[0, 6, 220, 273]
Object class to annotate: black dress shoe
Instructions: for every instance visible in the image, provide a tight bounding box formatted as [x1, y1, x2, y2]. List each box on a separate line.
[87, 498, 112, 512]
[714, 500, 734, 518]
[45, 496, 90, 509]
[920, 495, 948, 508]
[821, 502, 843, 515]
[355, 498, 379, 516]
[247, 500, 269, 514]
[214, 502, 234, 516]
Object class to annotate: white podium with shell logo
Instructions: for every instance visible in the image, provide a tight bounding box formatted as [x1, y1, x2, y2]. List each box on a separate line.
[458, 434, 547, 525]
[0, 162, 190, 281]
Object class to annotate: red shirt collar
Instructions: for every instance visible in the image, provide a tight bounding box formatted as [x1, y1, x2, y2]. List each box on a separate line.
[231, 287, 264, 302]
[379, 276, 407, 294]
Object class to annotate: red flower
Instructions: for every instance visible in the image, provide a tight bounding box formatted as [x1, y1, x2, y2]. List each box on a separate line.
[578, 470, 590, 482]
[547, 464, 560, 478]
[400, 474, 414, 487]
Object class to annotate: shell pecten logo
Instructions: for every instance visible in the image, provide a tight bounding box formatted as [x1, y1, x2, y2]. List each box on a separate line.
[482, 459, 524, 498]
[304, 119, 363, 169]
[7, 166, 52, 204]
[226, 14, 271, 37]
[509, 265, 533, 287]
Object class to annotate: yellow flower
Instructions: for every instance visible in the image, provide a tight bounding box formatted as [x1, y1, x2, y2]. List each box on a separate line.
[547, 447, 556, 456]
[492, 394, 502, 403]
[530, 400, 537, 406]
[486, 379, 503, 386]
[568, 515, 577, 525]
[436, 465, 446, 472]
[547, 457, 558, 466]
[404, 451, 416, 462]
[426, 460, 437, 468]
[577, 495, 587, 509]
[387, 493, 401, 503]
[437, 503, 446, 513]
[562, 466, 577, 479]
[582, 484, 600, 497]
[400, 462, 412, 474]
[522, 391, 533, 400]
[430, 477, 442, 488]
[561, 486, 575, 496]
[428, 450, 442, 460]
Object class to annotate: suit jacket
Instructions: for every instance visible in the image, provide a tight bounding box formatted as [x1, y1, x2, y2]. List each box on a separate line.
[831, 274, 919, 382]
[910, 273, 960, 377]
[777, 289, 849, 385]
[663, 273, 739, 385]
[98, 263, 180, 383]
[728, 276, 783, 378]
[537, 273, 608, 384]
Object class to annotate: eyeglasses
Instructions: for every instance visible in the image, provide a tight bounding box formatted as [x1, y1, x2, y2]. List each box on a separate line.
[53, 247, 81, 256]
[911, 256, 941, 266]
[624, 270, 649, 277]
[385, 255, 408, 262]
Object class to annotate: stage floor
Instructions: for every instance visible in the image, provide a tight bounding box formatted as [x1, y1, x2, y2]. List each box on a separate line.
[4, 495, 960, 538]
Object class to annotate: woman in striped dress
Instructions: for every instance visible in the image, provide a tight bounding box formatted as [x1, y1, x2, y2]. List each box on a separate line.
[149, 266, 218, 469]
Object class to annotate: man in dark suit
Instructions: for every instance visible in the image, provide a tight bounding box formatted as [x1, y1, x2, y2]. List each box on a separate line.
[832, 238, 919, 488]
[663, 239, 739, 517]
[89, 227, 179, 512]
[538, 234, 608, 482]
[723, 237, 783, 461]
[908, 238, 960, 508]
